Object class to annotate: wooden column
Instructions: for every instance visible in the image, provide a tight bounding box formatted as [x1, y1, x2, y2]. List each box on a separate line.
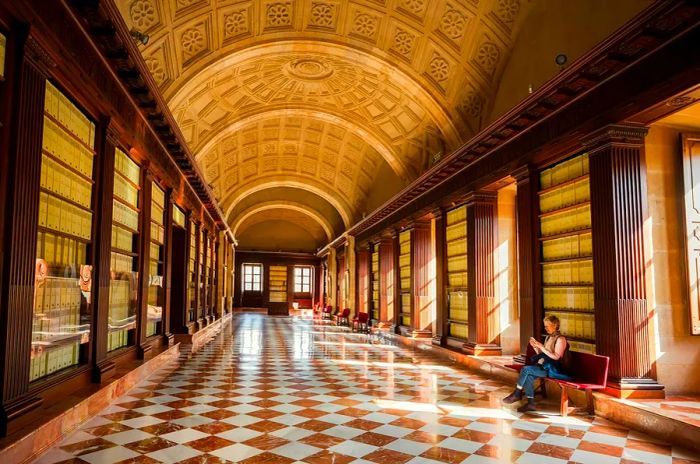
[391, 230, 401, 333]
[136, 171, 153, 359]
[0, 33, 51, 430]
[465, 192, 501, 355]
[346, 236, 357, 313]
[378, 234, 394, 329]
[410, 222, 433, 339]
[91, 123, 117, 382]
[432, 208, 447, 346]
[583, 124, 663, 398]
[513, 166, 541, 362]
[357, 244, 370, 316]
[161, 192, 174, 345]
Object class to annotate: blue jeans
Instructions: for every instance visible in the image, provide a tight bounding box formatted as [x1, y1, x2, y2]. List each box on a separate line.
[517, 365, 547, 398]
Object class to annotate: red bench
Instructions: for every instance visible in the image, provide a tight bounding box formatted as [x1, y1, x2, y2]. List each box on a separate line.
[506, 347, 609, 416]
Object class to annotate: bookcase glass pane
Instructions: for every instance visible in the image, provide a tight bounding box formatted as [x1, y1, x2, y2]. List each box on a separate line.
[109, 148, 140, 352]
[269, 265, 287, 303]
[173, 205, 185, 228]
[539, 153, 595, 354]
[31, 81, 96, 382]
[446, 205, 468, 338]
[189, 225, 196, 321]
[147, 183, 165, 337]
[0, 32, 5, 79]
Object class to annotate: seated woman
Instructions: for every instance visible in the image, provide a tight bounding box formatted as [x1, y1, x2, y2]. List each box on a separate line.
[502, 315, 571, 412]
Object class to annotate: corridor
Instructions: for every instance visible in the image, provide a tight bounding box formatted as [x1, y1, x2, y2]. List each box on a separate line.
[36, 315, 700, 464]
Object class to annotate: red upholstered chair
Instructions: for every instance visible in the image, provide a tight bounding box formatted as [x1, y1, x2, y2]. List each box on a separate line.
[321, 305, 333, 320]
[335, 308, 351, 326]
[352, 312, 370, 333]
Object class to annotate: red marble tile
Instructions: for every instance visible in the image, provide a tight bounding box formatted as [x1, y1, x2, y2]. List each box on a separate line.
[113, 456, 162, 464]
[577, 440, 623, 457]
[390, 417, 427, 429]
[185, 436, 235, 452]
[244, 419, 287, 433]
[544, 425, 586, 439]
[60, 438, 116, 455]
[200, 409, 237, 420]
[353, 431, 397, 447]
[242, 433, 290, 450]
[296, 419, 336, 432]
[304, 449, 355, 464]
[299, 433, 345, 449]
[84, 422, 133, 437]
[589, 424, 629, 437]
[420, 446, 471, 464]
[124, 437, 177, 453]
[102, 411, 143, 422]
[343, 418, 383, 430]
[177, 454, 234, 464]
[364, 448, 414, 464]
[291, 399, 323, 408]
[625, 438, 673, 455]
[153, 409, 192, 420]
[209, 399, 240, 408]
[452, 428, 495, 443]
[192, 421, 236, 434]
[163, 399, 199, 408]
[293, 408, 329, 419]
[248, 409, 284, 420]
[139, 422, 185, 435]
[237, 452, 295, 464]
[526, 442, 575, 460]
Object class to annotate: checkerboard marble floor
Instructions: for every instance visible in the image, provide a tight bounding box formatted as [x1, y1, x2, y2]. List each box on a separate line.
[35, 314, 700, 463]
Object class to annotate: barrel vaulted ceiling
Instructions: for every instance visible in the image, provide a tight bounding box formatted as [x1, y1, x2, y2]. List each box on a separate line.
[116, 0, 532, 251]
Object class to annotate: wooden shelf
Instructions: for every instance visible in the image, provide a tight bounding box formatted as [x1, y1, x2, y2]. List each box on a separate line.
[539, 228, 592, 241]
[538, 173, 590, 196]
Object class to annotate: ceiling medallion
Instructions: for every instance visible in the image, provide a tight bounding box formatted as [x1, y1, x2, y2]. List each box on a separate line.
[666, 95, 694, 107]
[285, 58, 334, 80]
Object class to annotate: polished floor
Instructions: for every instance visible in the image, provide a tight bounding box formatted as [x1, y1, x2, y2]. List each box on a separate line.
[36, 315, 700, 464]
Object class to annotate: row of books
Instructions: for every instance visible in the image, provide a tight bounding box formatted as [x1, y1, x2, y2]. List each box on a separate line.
[45, 82, 95, 147]
[115, 148, 141, 185]
[113, 199, 139, 231]
[29, 343, 81, 382]
[38, 192, 92, 240]
[114, 173, 139, 208]
[545, 311, 596, 341]
[151, 222, 165, 245]
[539, 153, 589, 190]
[33, 276, 82, 314]
[568, 340, 596, 354]
[446, 237, 467, 257]
[151, 204, 164, 228]
[542, 232, 593, 261]
[42, 117, 94, 177]
[543, 286, 594, 311]
[111, 225, 136, 253]
[540, 204, 591, 237]
[447, 254, 467, 271]
[449, 322, 468, 339]
[448, 291, 468, 322]
[149, 242, 162, 262]
[542, 259, 594, 285]
[107, 328, 130, 352]
[37, 232, 87, 269]
[173, 205, 186, 227]
[446, 223, 467, 243]
[152, 184, 165, 210]
[111, 252, 134, 273]
[40, 154, 92, 208]
[539, 178, 590, 214]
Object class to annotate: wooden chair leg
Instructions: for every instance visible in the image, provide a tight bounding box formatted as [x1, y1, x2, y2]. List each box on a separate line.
[560, 386, 569, 417]
[585, 389, 594, 415]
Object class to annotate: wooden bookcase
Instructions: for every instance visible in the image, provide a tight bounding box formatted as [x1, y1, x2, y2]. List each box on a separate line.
[269, 265, 287, 303]
[147, 183, 165, 337]
[30, 81, 96, 382]
[446, 205, 468, 340]
[371, 245, 379, 321]
[398, 230, 411, 327]
[108, 148, 140, 352]
[188, 223, 197, 323]
[199, 228, 206, 317]
[539, 153, 596, 353]
[206, 237, 213, 315]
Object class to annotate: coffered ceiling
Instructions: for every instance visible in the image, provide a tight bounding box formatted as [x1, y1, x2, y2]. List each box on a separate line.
[116, 0, 533, 251]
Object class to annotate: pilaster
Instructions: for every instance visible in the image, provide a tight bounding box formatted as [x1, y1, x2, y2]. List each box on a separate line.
[432, 208, 446, 347]
[464, 192, 501, 355]
[583, 123, 663, 398]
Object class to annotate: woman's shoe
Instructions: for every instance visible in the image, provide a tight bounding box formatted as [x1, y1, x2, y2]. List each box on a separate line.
[502, 389, 522, 404]
[517, 399, 536, 413]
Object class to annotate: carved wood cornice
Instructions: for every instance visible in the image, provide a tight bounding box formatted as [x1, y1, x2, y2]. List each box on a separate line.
[24, 35, 56, 76]
[581, 123, 649, 152]
[67, 0, 229, 232]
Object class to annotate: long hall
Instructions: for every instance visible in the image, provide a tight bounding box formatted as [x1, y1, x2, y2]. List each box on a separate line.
[36, 315, 700, 464]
